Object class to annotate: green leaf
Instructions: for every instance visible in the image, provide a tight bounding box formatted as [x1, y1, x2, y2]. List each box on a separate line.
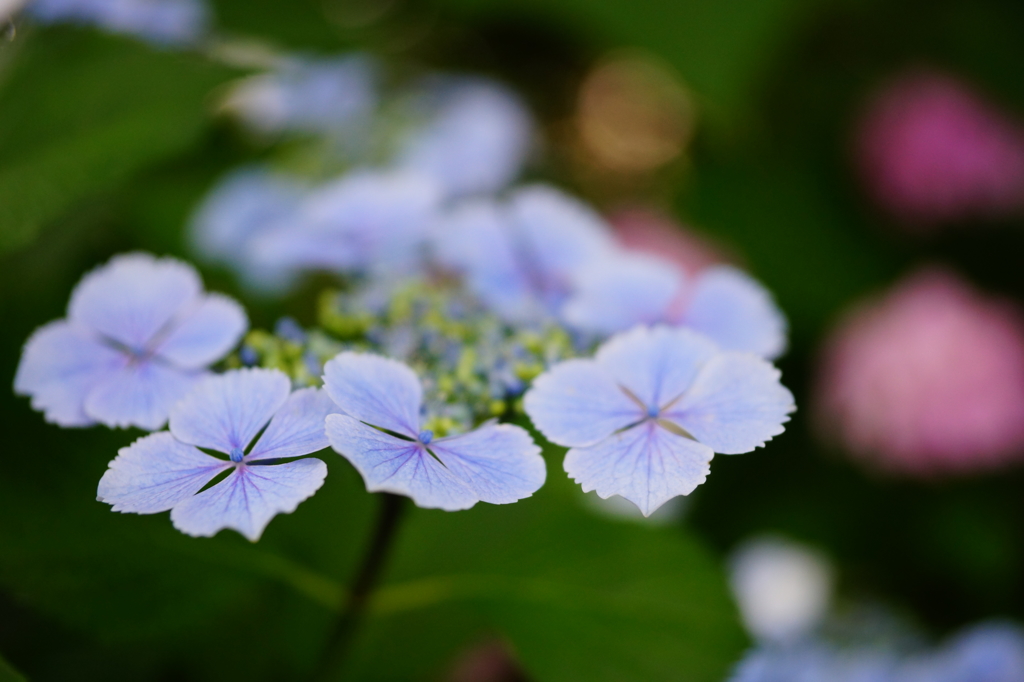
[342, 462, 747, 681]
[0, 653, 26, 682]
[0, 28, 240, 254]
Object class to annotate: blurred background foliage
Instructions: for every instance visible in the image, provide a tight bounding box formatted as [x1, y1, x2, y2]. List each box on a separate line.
[2, 0, 1024, 679]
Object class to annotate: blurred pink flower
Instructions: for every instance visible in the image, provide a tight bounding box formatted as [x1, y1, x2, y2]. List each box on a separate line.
[815, 268, 1024, 475]
[855, 69, 1024, 228]
[607, 206, 728, 274]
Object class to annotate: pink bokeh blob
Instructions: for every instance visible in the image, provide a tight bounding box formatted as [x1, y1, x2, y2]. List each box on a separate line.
[815, 268, 1024, 476]
[607, 206, 728, 273]
[855, 69, 1024, 229]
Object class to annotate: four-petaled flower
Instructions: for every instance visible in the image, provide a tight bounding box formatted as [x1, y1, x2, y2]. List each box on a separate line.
[565, 252, 787, 359]
[524, 326, 795, 516]
[323, 352, 546, 510]
[14, 253, 247, 430]
[97, 369, 337, 541]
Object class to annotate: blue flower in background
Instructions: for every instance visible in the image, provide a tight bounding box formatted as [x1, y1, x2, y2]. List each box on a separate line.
[98, 369, 336, 541]
[29, 0, 209, 46]
[189, 165, 307, 293]
[730, 642, 898, 682]
[225, 54, 378, 140]
[433, 184, 616, 324]
[898, 622, 1024, 682]
[564, 252, 788, 359]
[323, 352, 546, 511]
[14, 253, 247, 430]
[524, 325, 794, 515]
[249, 169, 442, 281]
[395, 76, 534, 198]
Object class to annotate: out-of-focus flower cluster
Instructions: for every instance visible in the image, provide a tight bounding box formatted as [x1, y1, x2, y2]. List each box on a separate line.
[815, 267, 1024, 476]
[728, 536, 1024, 682]
[854, 68, 1024, 229]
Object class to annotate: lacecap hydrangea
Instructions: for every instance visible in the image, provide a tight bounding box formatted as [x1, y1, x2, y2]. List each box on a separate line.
[15, 62, 795, 540]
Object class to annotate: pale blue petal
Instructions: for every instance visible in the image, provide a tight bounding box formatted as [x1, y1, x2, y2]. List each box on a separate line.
[249, 170, 441, 276]
[84, 361, 203, 431]
[154, 294, 248, 370]
[507, 185, 616, 279]
[563, 253, 683, 335]
[523, 358, 640, 448]
[228, 55, 377, 136]
[663, 352, 795, 454]
[189, 167, 306, 264]
[97, 432, 230, 513]
[432, 199, 538, 322]
[681, 266, 788, 359]
[170, 459, 327, 541]
[564, 421, 714, 517]
[169, 368, 291, 453]
[909, 622, 1024, 682]
[396, 77, 533, 198]
[68, 253, 202, 351]
[14, 320, 124, 427]
[595, 325, 719, 411]
[247, 388, 340, 461]
[30, 0, 208, 45]
[325, 414, 477, 511]
[430, 423, 546, 504]
[322, 352, 422, 437]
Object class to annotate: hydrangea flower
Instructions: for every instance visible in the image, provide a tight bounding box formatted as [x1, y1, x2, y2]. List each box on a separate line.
[14, 253, 247, 430]
[29, 0, 209, 46]
[524, 326, 794, 516]
[224, 54, 378, 138]
[855, 69, 1024, 227]
[189, 166, 307, 292]
[814, 268, 1024, 476]
[395, 76, 534, 198]
[249, 169, 442, 280]
[564, 252, 787, 358]
[97, 369, 336, 541]
[434, 185, 616, 324]
[323, 352, 546, 511]
[729, 642, 898, 682]
[899, 622, 1024, 682]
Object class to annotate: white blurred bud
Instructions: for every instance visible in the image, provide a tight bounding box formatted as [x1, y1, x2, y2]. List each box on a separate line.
[729, 536, 833, 643]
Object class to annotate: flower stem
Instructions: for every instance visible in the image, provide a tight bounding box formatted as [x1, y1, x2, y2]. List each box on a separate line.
[314, 493, 406, 681]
